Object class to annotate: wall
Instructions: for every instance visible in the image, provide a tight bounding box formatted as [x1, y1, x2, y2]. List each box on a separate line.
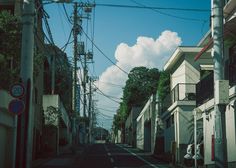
[0, 90, 16, 168]
[199, 95, 236, 166]
[136, 95, 156, 153]
[136, 116, 144, 150]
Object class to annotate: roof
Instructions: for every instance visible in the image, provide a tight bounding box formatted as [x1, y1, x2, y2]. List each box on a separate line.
[164, 47, 206, 71]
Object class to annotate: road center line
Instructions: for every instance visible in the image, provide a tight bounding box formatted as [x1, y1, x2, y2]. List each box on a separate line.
[108, 152, 111, 156]
[116, 144, 160, 168]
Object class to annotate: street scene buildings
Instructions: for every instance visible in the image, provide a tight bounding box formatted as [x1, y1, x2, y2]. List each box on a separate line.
[0, 0, 236, 168]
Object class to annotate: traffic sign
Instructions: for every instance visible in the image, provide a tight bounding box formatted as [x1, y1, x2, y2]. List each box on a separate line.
[8, 99, 25, 115]
[10, 83, 25, 98]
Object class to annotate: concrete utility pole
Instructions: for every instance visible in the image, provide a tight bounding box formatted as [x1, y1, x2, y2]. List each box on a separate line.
[83, 51, 87, 117]
[211, 0, 228, 167]
[72, 2, 80, 145]
[16, 0, 35, 168]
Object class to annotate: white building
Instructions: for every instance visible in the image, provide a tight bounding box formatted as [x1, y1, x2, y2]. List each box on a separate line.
[161, 46, 212, 164]
[193, 0, 236, 167]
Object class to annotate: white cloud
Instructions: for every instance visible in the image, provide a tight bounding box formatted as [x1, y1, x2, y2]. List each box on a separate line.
[95, 30, 182, 130]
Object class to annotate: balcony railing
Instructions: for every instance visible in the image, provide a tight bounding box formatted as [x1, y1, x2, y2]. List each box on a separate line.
[196, 72, 214, 106]
[160, 83, 196, 114]
[171, 83, 196, 103]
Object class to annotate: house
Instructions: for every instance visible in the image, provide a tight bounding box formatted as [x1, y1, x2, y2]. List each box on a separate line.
[193, 0, 236, 167]
[160, 46, 212, 164]
[136, 94, 157, 153]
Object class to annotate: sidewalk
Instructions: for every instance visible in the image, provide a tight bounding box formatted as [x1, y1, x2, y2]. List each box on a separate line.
[32, 144, 88, 168]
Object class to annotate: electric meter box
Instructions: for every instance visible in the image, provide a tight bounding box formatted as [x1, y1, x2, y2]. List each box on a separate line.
[215, 80, 229, 104]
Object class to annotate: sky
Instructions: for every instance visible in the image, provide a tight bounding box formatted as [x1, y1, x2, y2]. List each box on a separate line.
[44, 0, 211, 130]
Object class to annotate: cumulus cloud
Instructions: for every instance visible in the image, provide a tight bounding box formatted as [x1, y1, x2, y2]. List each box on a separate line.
[95, 30, 182, 130]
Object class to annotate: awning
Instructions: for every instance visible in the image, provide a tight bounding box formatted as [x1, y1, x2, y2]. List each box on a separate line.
[194, 38, 213, 61]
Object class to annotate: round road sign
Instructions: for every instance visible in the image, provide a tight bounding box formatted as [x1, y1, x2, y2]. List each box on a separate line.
[10, 83, 25, 98]
[8, 99, 25, 115]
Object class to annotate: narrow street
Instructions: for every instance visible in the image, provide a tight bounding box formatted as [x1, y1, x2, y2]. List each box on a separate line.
[33, 143, 171, 168]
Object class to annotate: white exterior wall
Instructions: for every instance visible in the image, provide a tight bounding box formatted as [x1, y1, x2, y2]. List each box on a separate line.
[136, 117, 144, 150]
[198, 88, 236, 166]
[225, 99, 236, 163]
[171, 61, 199, 100]
[171, 62, 186, 89]
[178, 108, 193, 144]
[136, 95, 156, 153]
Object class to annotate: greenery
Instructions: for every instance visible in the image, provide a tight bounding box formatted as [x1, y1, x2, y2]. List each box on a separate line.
[157, 70, 170, 101]
[122, 66, 160, 111]
[0, 10, 21, 89]
[0, 10, 45, 89]
[112, 66, 160, 135]
[44, 106, 61, 126]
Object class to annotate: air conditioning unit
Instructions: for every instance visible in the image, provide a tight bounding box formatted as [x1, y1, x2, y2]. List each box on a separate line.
[186, 93, 196, 100]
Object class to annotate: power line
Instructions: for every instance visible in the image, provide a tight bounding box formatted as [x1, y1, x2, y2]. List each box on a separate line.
[92, 83, 121, 104]
[129, 0, 208, 22]
[96, 107, 116, 113]
[81, 28, 129, 75]
[96, 3, 210, 12]
[62, 3, 73, 25]
[96, 91, 121, 101]
[99, 81, 124, 88]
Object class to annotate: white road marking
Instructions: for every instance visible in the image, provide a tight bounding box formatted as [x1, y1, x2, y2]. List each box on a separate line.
[116, 144, 160, 168]
[108, 152, 111, 156]
[110, 158, 114, 163]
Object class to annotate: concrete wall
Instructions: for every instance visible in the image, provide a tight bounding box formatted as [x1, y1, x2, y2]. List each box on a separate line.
[164, 125, 175, 153]
[42, 95, 71, 155]
[0, 90, 16, 168]
[136, 95, 156, 153]
[198, 87, 236, 166]
[176, 107, 194, 163]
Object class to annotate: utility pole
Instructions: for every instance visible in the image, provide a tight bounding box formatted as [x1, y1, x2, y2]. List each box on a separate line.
[72, 2, 79, 145]
[16, 0, 35, 168]
[88, 77, 93, 143]
[83, 53, 87, 118]
[212, 0, 228, 167]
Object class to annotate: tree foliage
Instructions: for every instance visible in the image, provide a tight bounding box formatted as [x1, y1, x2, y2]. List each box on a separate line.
[0, 10, 21, 89]
[123, 66, 160, 112]
[0, 10, 44, 89]
[113, 66, 160, 133]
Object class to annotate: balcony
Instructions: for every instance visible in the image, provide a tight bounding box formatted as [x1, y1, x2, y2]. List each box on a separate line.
[160, 83, 196, 114]
[196, 72, 214, 106]
[171, 83, 196, 102]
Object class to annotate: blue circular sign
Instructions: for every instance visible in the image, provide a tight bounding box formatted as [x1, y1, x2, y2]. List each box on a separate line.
[10, 83, 25, 98]
[8, 99, 25, 115]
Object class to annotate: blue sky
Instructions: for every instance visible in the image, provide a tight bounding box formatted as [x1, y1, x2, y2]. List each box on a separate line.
[44, 0, 211, 130]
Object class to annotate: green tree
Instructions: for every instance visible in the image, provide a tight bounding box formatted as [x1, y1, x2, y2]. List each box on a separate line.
[122, 66, 160, 112]
[0, 10, 21, 89]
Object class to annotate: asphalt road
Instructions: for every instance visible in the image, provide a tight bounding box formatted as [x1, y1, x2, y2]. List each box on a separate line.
[78, 143, 171, 168]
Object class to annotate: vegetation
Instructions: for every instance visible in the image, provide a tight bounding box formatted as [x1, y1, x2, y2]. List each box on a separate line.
[0, 10, 21, 89]
[0, 10, 45, 89]
[112, 66, 160, 135]
[157, 70, 170, 101]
